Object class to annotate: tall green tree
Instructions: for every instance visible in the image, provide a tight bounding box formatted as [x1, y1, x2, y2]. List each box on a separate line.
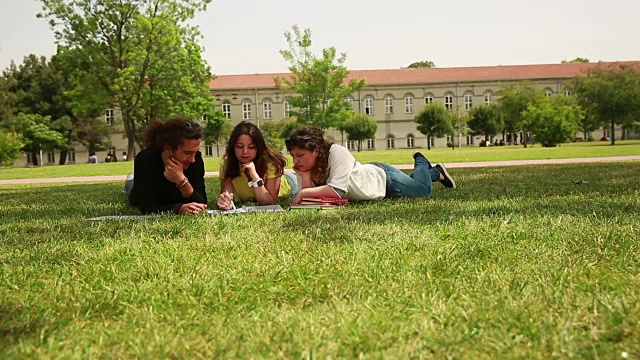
[14, 113, 67, 165]
[468, 103, 503, 141]
[0, 131, 23, 166]
[0, 76, 16, 126]
[415, 103, 453, 150]
[523, 95, 584, 147]
[341, 113, 377, 152]
[570, 64, 640, 145]
[3, 53, 112, 164]
[275, 25, 366, 130]
[202, 110, 231, 157]
[497, 81, 545, 147]
[405, 60, 436, 68]
[38, 0, 215, 156]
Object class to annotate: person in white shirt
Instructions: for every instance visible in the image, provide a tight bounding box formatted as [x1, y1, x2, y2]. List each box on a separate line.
[285, 125, 455, 204]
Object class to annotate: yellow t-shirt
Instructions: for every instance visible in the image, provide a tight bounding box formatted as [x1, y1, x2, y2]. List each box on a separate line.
[220, 161, 291, 201]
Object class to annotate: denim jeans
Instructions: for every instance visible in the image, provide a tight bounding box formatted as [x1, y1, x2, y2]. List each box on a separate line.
[370, 156, 440, 198]
[124, 172, 134, 199]
[283, 171, 299, 197]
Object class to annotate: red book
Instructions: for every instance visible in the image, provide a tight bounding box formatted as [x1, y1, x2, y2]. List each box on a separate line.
[300, 197, 349, 205]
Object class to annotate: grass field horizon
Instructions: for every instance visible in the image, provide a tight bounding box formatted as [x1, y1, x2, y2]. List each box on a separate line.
[1, 140, 639, 180]
[1, 161, 638, 358]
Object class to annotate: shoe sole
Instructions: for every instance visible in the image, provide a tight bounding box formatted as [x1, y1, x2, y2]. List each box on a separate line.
[436, 163, 456, 189]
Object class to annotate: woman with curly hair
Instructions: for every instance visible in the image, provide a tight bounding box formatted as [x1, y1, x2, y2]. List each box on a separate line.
[284, 125, 455, 204]
[217, 121, 298, 210]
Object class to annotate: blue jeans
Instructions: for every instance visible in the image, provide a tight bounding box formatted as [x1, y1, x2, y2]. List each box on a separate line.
[370, 156, 440, 198]
[124, 173, 134, 199]
[283, 171, 299, 197]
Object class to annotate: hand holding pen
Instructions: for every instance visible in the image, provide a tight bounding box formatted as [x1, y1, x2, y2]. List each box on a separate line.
[216, 190, 236, 210]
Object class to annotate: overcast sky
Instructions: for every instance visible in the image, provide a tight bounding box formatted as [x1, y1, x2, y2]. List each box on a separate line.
[1, 0, 639, 75]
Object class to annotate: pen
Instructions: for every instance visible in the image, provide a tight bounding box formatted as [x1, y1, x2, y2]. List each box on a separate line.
[225, 190, 236, 210]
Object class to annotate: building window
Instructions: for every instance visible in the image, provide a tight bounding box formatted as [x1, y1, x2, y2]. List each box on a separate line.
[26, 152, 35, 164]
[386, 135, 395, 149]
[545, 88, 553, 97]
[47, 151, 55, 163]
[484, 91, 492, 104]
[105, 108, 114, 125]
[68, 149, 76, 162]
[425, 93, 434, 105]
[384, 95, 394, 114]
[345, 96, 354, 111]
[242, 100, 252, 120]
[429, 137, 435, 148]
[205, 145, 214, 156]
[564, 90, 572, 96]
[263, 98, 273, 119]
[466, 135, 474, 145]
[406, 135, 414, 148]
[222, 101, 231, 119]
[364, 96, 374, 115]
[444, 93, 454, 110]
[346, 140, 355, 150]
[366, 138, 375, 150]
[284, 99, 292, 118]
[404, 94, 414, 113]
[464, 92, 473, 110]
[446, 135, 452, 143]
[603, 128, 610, 138]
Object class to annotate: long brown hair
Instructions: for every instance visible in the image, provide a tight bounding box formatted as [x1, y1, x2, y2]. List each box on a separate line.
[285, 125, 333, 182]
[143, 116, 202, 150]
[222, 121, 286, 181]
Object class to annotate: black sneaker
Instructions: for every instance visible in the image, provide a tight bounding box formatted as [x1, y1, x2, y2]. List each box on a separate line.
[435, 163, 456, 188]
[413, 151, 433, 168]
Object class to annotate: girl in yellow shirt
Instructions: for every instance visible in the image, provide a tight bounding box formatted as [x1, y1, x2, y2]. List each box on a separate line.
[217, 121, 298, 209]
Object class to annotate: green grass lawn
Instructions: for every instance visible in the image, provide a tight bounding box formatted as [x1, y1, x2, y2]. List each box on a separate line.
[1, 162, 638, 358]
[1, 140, 639, 180]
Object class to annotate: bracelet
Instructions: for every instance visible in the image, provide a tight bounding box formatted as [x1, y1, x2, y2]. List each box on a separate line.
[176, 177, 189, 188]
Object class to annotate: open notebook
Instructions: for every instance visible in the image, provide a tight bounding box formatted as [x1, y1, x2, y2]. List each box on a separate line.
[206, 204, 285, 215]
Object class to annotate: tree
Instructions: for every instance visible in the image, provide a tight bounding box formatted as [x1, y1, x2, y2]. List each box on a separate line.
[202, 110, 231, 157]
[405, 60, 436, 69]
[562, 58, 589, 64]
[275, 25, 366, 130]
[415, 103, 453, 150]
[0, 76, 16, 127]
[468, 103, 503, 141]
[523, 95, 584, 147]
[38, 0, 215, 157]
[260, 119, 299, 154]
[14, 113, 67, 165]
[0, 131, 23, 166]
[570, 64, 640, 145]
[341, 113, 377, 151]
[497, 81, 545, 147]
[449, 110, 468, 149]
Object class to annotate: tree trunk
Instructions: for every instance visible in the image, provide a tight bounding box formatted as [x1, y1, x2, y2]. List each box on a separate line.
[610, 120, 616, 145]
[59, 149, 68, 165]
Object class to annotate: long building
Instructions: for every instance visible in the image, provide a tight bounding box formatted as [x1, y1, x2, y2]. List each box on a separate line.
[12, 61, 640, 166]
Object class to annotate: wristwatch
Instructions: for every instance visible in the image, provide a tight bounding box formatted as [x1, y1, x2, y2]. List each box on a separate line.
[248, 178, 264, 188]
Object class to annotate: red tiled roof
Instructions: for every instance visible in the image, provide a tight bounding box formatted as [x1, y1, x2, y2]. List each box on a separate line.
[209, 61, 640, 90]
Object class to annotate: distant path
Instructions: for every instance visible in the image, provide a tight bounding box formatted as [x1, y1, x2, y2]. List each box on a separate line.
[1, 156, 639, 185]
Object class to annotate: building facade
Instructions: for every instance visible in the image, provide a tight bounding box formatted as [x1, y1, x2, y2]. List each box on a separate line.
[12, 61, 639, 166]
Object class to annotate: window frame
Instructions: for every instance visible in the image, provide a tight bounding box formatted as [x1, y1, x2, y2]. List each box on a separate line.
[242, 99, 252, 120]
[404, 94, 414, 113]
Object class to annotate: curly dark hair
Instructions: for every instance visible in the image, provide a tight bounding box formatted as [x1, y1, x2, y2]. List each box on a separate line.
[222, 121, 287, 181]
[285, 125, 333, 182]
[143, 116, 202, 150]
